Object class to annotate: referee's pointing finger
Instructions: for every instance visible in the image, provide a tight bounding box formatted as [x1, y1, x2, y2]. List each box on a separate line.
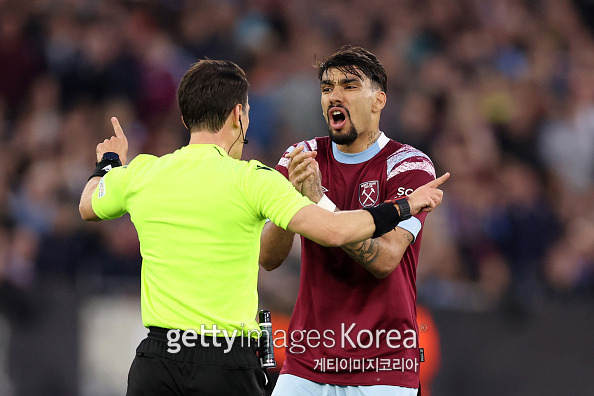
[111, 117, 127, 140]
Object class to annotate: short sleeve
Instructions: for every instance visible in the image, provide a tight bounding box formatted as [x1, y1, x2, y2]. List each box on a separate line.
[386, 153, 436, 243]
[91, 166, 127, 220]
[243, 161, 312, 230]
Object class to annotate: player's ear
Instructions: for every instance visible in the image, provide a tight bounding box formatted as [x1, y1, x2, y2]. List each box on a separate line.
[372, 91, 386, 113]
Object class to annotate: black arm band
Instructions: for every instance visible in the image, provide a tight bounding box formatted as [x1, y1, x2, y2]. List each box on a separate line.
[88, 153, 122, 181]
[363, 203, 401, 238]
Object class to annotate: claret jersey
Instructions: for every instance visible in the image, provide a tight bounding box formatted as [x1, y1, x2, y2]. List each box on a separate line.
[275, 133, 435, 388]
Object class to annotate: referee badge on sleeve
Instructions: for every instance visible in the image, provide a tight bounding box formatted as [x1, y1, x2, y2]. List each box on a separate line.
[98, 177, 106, 199]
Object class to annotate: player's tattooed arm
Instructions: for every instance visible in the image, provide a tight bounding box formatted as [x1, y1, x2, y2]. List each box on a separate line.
[342, 238, 381, 268]
[342, 228, 414, 278]
[404, 231, 414, 244]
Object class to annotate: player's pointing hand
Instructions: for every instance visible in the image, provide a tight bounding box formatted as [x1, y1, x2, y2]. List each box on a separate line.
[426, 172, 450, 188]
[405, 172, 450, 214]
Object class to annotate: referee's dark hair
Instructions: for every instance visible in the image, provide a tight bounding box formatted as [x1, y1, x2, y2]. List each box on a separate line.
[316, 45, 387, 93]
[177, 60, 249, 133]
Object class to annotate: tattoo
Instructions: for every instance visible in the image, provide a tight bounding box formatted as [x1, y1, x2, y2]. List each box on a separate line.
[404, 232, 413, 244]
[342, 238, 380, 268]
[366, 131, 381, 149]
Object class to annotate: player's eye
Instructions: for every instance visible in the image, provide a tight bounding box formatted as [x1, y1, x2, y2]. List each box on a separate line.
[322, 87, 332, 93]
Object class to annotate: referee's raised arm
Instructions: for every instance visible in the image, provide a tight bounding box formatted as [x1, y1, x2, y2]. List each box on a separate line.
[79, 117, 128, 221]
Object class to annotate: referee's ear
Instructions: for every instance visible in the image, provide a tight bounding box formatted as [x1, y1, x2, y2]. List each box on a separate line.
[181, 116, 189, 130]
[232, 104, 243, 128]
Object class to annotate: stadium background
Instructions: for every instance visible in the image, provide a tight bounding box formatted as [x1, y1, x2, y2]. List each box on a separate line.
[0, 0, 593, 394]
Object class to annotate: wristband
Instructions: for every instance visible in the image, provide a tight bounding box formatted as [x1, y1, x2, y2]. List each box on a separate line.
[389, 198, 412, 220]
[88, 152, 122, 180]
[316, 194, 337, 212]
[363, 203, 401, 238]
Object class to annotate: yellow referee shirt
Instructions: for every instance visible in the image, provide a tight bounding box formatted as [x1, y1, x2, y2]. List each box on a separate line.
[91, 144, 311, 337]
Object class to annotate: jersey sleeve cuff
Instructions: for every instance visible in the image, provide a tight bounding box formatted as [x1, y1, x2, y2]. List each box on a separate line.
[397, 216, 422, 243]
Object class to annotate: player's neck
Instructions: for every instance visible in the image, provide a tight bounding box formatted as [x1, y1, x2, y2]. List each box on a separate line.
[336, 129, 381, 154]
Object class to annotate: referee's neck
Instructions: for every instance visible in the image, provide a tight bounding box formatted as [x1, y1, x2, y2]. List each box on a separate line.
[188, 126, 235, 156]
[188, 128, 223, 144]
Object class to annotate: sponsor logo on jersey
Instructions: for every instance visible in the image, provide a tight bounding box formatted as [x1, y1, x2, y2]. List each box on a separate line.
[397, 187, 414, 197]
[359, 180, 379, 207]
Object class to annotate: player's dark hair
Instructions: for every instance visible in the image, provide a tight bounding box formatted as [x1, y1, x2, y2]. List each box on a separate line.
[316, 45, 387, 93]
[177, 59, 249, 133]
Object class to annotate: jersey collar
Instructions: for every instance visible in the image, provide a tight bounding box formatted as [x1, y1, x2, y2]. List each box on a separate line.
[183, 144, 230, 158]
[331, 132, 389, 164]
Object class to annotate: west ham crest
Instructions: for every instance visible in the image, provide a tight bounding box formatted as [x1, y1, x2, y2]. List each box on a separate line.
[359, 180, 379, 207]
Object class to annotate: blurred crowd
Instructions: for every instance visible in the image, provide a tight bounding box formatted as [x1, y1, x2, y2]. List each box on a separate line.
[1, 0, 593, 323]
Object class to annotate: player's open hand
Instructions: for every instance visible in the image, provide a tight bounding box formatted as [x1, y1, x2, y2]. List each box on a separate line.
[286, 145, 323, 202]
[96, 117, 128, 165]
[406, 172, 450, 215]
[301, 159, 324, 203]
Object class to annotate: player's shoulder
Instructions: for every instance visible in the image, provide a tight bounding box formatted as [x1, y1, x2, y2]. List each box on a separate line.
[385, 142, 435, 181]
[277, 136, 329, 168]
[384, 141, 432, 161]
[284, 136, 329, 153]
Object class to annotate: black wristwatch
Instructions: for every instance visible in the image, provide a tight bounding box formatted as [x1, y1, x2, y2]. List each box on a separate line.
[101, 152, 121, 163]
[394, 198, 412, 220]
[88, 152, 122, 180]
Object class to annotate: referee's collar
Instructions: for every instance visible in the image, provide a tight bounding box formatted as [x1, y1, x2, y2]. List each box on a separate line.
[183, 144, 229, 158]
[331, 132, 389, 164]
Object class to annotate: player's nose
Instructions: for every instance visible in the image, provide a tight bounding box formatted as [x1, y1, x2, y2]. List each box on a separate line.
[329, 88, 343, 102]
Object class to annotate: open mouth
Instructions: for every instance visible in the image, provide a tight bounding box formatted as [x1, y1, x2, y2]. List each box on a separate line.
[329, 107, 348, 130]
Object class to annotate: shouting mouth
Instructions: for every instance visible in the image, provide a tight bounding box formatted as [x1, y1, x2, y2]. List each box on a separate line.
[328, 107, 348, 130]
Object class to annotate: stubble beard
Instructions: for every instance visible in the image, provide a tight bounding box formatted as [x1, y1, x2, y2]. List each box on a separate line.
[328, 123, 358, 145]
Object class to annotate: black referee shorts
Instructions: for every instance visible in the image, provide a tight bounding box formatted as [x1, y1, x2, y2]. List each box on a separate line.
[126, 327, 266, 396]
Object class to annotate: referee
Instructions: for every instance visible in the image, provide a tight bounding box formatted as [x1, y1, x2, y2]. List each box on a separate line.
[78, 59, 446, 395]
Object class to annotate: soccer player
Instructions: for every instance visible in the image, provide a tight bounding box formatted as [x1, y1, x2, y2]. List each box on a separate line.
[261, 46, 442, 395]
[78, 59, 446, 396]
